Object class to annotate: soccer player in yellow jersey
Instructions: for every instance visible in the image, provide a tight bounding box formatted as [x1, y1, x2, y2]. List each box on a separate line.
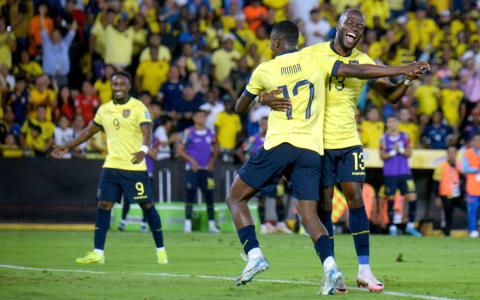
[263, 9, 428, 293]
[52, 72, 168, 265]
[229, 20, 428, 294]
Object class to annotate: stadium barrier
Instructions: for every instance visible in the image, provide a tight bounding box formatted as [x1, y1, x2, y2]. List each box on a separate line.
[0, 149, 454, 226]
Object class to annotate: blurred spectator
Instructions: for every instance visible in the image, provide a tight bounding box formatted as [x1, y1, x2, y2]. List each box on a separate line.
[94, 64, 114, 104]
[174, 85, 205, 132]
[0, 16, 17, 69]
[21, 105, 54, 156]
[104, 13, 134, 69]
[7, 77, 29, 125]
[89, 8, 115, 60]
[87, 131, 107, 159]
[414, 74, 440, 118]
[398, 108, 419, 148]
[253, 25, 272, 61]
[28, 3, 53, 56]
[6, 0, 32, 51]
[461, 133, 480, 238]
[263, 0, 289, 23]
[243, 0, 268, 32]
[289, 0, 318, 25]
[13, 50, 43, 83]
[70, 114, 87, 158]
[214, 96, 242, 153]
[211, 34, 241, 83]
[55, 86, 75, 121]
[131, 14, 147, 62]
[441, 78, 464, 128]
[152, 115, 177, 161]
[459, 59, 480, 119]
[0, 133, 22, 158]
[29, 74, 56, 122]
[135, 47, 169, 96]
[433, 146, 466, 236]
[305, 8, 331, 46]
[360, 0, 390, 30]
[139, 33, 172, 63]
[230, 56, 250, 95]
[2, 106, 21, 140]
[53, 115, 73, 158]
[421, 110, 453, 149]
[203, 87, 225, 130]
[360, 106, 384, 148]
[40, 8, 76, 86]
[74, 80, 99, 124]
[159, 65, 183, 113]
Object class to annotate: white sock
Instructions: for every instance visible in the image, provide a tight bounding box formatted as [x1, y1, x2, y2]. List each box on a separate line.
[247, 247, 263, 260]
[93, 249, 104, 255]
[358, 264, 371, 274]
[208, 220, 216, 227]
[156, 247, 165, 252]
[323, 256, 335, 272]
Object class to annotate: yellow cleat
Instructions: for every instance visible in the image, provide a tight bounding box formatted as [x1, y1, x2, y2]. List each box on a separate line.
[76, 252, 105, 264]
[157, 248, 169, 264]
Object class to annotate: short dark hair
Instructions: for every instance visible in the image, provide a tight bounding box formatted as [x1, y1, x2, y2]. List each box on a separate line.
[111, 71, 132, 84]
[272, 20, 299, 46]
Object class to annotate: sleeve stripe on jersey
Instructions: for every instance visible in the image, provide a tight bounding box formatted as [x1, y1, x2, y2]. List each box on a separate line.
[242, 89, 257, 100]
[331, 60, 343, 77]
[139, 121, 152, 127]
[367, 78, 378, 87]
[93, 120, 104, 131]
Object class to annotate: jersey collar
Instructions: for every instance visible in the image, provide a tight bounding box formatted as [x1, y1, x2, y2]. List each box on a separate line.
[276, 49, 298, 56]
[330, 41, 352, 57]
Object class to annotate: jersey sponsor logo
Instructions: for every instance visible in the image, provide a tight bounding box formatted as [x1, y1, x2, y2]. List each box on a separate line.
[349, 60, 359, 64]
[352, 171, 366, 176]
[123, 109, 131, 118]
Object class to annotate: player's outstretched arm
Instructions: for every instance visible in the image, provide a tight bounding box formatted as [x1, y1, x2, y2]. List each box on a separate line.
[235, 94, 255, 113]
[336, 61, 430, 80]
[51, 122, 101, 158]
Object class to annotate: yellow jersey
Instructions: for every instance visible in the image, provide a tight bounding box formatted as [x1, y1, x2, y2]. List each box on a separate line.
[93, 97, 151, 171]
[441, 89, 463, 127]
[398, 122, 419, 148]
[244, 49, 339, 155]
[214, 111, 242, 150]
[136, 60, 169, 96]
[94, 79, 112, 104]
[415, 84, 440, 117]
[302, 42, 375, 149]
[360, 120, 384, 148]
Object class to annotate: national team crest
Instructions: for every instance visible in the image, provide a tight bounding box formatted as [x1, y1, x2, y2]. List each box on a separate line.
[123, 109, 131, 118]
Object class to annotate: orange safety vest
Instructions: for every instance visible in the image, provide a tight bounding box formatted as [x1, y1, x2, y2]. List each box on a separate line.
[438, 161, 461, 198]
[464, 148, 480, 196]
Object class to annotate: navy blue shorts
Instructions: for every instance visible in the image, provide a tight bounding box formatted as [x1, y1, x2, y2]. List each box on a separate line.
[258, 183, 278, 198]
[322, 146, 366, 187]
[238, 143, 321, 200]
[97, 168, 152, 204]
[384, 174, 416, 196]
[186, 170, 215, 192]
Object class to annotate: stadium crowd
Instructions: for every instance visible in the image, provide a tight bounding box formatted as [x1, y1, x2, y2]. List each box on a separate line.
[0, 0, 478, 234]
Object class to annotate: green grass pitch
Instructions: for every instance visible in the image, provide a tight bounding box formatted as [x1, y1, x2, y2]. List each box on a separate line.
[0, 231, 479, 299]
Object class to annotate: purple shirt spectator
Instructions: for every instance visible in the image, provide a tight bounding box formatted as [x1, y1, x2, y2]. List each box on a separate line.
[183, 127, 215, 170]
[380, 132, 412, 176]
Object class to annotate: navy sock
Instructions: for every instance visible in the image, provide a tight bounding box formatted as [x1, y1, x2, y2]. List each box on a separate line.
[238, 225, 259, 254]
[349, 207, 370, 265]
[408, 201, 417, 223]
[205, 190, 215, 220]
[318, 210, 334, 256]
[387, 200, 395, 226]
[94, 208, 111, 250]
[314, 235, 333, 263]
[276, 201, 285, 222]
[121, 202, 130, 220]
[258, 202, 266, 224]
[143, 206, 164, 248]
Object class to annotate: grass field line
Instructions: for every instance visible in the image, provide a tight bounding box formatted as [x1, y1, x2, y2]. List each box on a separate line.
[0, 264, 461, 300]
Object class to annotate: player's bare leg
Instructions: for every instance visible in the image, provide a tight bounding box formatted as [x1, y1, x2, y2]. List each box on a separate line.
[342, 182, 384, 292]
[76, 200, 113, 264]
[227, 175, 269, 286]
[298, 200, 343, 295]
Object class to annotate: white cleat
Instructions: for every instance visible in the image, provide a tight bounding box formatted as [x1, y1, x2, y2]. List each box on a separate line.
[335, 276, 348, 294]
[266, 223, 277, 233]
[357, 270, 384, 292]
[235, 256, 269, 286]
[260, 224, 269, 234]
[276, 222, 293, 234]
[208, 220, 220, 233]
[470, 230, 479, 238]
[320, 267, 343, 295]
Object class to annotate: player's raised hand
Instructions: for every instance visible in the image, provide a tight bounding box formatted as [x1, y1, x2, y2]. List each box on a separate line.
[131, 151, 146, 164]
[261, 89, 291, 112]
[51, 145, 69, 159]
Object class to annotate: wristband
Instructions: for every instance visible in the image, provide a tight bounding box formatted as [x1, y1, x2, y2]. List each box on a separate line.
[404, 79, 412, 86]
[398, 147, 405, 154]
[140, 145, 149, 154]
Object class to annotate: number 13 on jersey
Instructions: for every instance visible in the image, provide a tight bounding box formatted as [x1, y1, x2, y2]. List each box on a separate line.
[277, 79, 315, 120]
